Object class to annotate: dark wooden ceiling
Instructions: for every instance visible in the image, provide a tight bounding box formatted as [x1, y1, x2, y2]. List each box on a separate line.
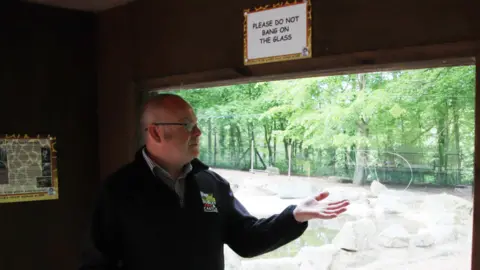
[25, 0, 135, 12]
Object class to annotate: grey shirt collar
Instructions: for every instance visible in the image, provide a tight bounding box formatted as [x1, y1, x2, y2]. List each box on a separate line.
[141, 148, 192, 181]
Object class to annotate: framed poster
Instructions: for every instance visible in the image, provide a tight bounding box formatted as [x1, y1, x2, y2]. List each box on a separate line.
[243, 0, 312, 66]
[0, 134, 58, 203]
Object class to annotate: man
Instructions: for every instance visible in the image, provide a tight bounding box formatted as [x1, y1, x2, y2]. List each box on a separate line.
[79, 93, 349, 270]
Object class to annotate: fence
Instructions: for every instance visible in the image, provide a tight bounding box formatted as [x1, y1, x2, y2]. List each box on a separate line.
[199, 141, 473, 187]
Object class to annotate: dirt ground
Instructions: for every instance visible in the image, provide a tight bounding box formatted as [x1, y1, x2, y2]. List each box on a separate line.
[211, 168, 473, 201]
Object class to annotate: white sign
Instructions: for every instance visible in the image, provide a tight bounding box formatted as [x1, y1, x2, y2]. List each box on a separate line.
[243, 1, 312, 65]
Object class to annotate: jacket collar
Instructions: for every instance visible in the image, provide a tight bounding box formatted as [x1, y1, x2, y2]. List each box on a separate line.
[134, 146, 209, 175]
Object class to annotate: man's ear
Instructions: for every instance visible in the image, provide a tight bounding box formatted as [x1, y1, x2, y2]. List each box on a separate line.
[148, 126, 162, 143]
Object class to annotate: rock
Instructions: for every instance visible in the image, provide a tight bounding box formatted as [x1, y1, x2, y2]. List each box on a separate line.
[375, 194, 409, 215]
[378, 224, 410, 248]
[329, 249, 379, 270]
[265, 166, 280, 176]
[427, 225, 459, 244]
[276, 181, 316, 199]
[420, 193, 473, 225]
[370, 180, 388, 197]
[412, 228, 435, 247]
[367, 198, 378, 207]
[234, 196, 295, 218]
[296, 244, 339, 270]
[332, 218, 376, 251]
[230, 183, 240, 193]
[241, 258, 301, 270]
[328, 176, 353, 184]
[224, 245, 242, 270]
[234, 185, 277, 197]
[322, 187, 368, 202]
[345, 202, 373, 219]
[315, 214, 357, 231]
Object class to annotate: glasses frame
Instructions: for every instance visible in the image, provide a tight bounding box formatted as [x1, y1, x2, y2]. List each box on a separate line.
[145, 122, 197, 133]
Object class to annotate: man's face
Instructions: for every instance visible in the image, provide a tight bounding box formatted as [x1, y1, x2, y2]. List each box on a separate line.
[159, 106, 202, 165]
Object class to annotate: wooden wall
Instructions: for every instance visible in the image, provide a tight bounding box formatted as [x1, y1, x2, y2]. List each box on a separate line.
[130, 0, 478, 83]
[0, 2, 98, 270]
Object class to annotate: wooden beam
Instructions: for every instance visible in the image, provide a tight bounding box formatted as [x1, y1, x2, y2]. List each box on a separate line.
[137, 40, 477, 92]
[136, 68, 245, 92]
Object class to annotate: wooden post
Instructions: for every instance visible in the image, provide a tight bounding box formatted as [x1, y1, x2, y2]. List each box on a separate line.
[472, 53, 479, 270]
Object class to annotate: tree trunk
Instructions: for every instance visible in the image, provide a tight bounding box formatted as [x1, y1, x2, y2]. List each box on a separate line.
[328, 147, 336, 174]
[250, 123, 257, 167]
[235, 124, 243, 165]
[344, 147, 349, 175]
[436, 106, 447, 184]
[283, 138, 290, 162]
[273, 120, 277, 165]
[213, 128, 217, 166]
[219, 126, 226, 159]
[352, 73, 369, 185]
[273, 136, 277, 165]
[229, 123, 236, 164]
[353, 120, 369, 185]
[207, 118, 212, 164]
[263, 123, 273, 166]
[452, 97, 462, 182]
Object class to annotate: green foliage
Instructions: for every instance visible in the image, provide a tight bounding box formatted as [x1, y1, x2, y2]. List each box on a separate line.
[165, 66, 475, 186]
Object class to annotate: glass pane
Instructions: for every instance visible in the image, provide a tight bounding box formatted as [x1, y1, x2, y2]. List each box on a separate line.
[156, 65, 475, 270]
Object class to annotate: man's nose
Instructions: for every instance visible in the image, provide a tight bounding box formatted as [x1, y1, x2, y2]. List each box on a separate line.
[192, 125, 201, 136]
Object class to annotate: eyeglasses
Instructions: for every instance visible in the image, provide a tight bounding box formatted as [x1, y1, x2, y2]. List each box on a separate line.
[145, 122, 198, 132]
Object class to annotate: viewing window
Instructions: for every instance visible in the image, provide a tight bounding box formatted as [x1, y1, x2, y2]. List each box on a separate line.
[150, 65, 475, 269]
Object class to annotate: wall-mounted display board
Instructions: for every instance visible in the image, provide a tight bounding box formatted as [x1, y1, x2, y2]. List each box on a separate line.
[243, 0, 312, 66]
[0, 134, 58, 203]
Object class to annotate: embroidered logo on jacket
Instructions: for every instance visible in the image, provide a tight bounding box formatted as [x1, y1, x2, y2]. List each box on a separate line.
[200, 191, 218, 213]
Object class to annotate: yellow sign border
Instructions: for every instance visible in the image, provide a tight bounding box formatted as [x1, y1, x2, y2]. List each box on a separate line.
[243, 0, 313, 66]
[0, 134, 59, 203]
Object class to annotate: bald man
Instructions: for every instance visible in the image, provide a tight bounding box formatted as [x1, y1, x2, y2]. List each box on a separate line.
[79, 94, 349, 270]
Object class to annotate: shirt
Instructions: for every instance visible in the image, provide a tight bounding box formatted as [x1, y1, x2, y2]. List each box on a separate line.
[142, 148, 192, 205]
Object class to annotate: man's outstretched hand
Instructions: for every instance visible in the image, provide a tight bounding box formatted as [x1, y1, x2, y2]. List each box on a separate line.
[293, 191, 350, 223]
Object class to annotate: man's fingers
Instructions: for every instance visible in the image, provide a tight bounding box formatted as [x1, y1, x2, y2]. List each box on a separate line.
[317, 208, 347, 219]
[315, 213, 338, 219]
[301, 207, 348, 221]
[314, 191, 329, 201]
[326, 200, 350, 210]
[323, 208, 347, 215]
[328, 199, 349, 206]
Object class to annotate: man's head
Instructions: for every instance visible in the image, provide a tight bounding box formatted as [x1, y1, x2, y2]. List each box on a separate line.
[141, 94, 201, 167]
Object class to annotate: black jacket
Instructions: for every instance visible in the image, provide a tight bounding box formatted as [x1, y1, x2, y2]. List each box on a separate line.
[79, 148, 308, 270]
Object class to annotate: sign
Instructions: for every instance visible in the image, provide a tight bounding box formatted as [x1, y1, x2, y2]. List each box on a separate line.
[0, 134, 58, 203]
[243, 0, 312, 66]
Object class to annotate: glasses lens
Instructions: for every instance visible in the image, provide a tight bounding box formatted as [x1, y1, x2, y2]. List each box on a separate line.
[186, 123, 196, 132]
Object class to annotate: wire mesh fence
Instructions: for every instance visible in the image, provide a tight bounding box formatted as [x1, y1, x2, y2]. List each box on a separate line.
[199, 141, 473, 187]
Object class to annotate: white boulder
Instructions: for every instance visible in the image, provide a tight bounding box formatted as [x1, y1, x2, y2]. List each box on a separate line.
[241, 258, 301, 270]
[276, 181, 316, 199]
[224, 245, 242, 270]
[295, 244, 339, 270]
[412, 228, 435, 247]
[378, 224, 410, 248]
[332, 218, 376, 251]
[370, 180, 388, 197]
